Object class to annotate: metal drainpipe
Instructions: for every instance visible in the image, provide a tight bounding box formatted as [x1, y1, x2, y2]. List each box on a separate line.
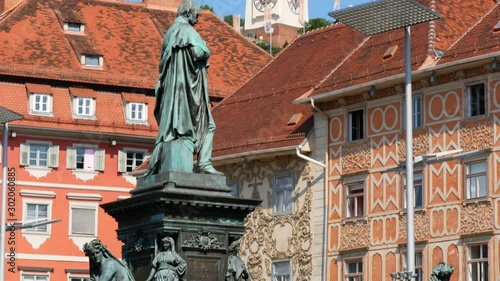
[310, 98, 329, 281]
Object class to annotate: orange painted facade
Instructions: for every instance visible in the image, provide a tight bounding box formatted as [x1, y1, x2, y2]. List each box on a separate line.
[324, 67, 500, 281]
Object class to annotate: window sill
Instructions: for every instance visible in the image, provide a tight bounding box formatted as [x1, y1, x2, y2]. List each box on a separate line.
[24, 166, 52, 179]
[342, 216, 367, 224]
[399, 207, 426, 215]
[28, 112, 54, 117]
[462, 197, 491, 206]
[466, 114, 488, 121]
[273, 212, 293, 217]
[73, 115, 96, 120]
[71, 170, 99, 182]
[126, 120, 149, 126]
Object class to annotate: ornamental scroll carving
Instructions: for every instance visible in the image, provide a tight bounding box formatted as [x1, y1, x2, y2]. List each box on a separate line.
[339, 219, 370, 250]
[398, 133, 428, 162]
[460, 119, 493, 152]
[182, 231, 224, 250]
[341, 141, 370, 173]
[399, 211, 429, 242]
[460, 201, 494, 236]
[240, 182, 313, 281]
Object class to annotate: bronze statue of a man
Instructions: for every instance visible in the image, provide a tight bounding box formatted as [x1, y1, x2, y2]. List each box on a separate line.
[146, 0, 222, 176]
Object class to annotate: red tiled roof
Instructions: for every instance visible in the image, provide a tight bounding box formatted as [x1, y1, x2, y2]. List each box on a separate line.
[0, 0, 271, 98]
[70, 87, 97, 98]
[438, 4, 500, 64]
[301, 0, 497, 100]
[26, 83, 52, 94]
[211, 25, 367, 157]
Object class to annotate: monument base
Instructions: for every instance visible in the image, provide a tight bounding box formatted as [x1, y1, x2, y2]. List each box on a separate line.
[101, 171, 261, 281]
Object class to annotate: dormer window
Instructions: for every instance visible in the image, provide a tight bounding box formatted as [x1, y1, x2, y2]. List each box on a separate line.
[126, 102, 147, 123]
[26, 84, 53, 116]
[74, 97, 95, 117]
[68, 23, 82, 32]
[84, 56, 101, 67]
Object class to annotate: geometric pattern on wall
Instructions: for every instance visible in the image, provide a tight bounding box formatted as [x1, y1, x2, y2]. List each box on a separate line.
[369, 250, 397, 281]
[427, 90, 461, 124]
[429, 122, 460, 154]
[495, 152, 500, 194]
[329, 145, 342, 177]
[329, 179, 342, 220]
[368, 102, 399, 136]
[370, 173, 398, 212]
[370, 215, 398, 246]
[370, 134, 398, 169]
[328, 223, 340, 252]
[429, 205, 460, 237]
[429, 161, 460, 203]
[495, 114, 500, 147]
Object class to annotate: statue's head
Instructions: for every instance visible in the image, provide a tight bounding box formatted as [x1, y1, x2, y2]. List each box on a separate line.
[178, 0, 200, 26]
[160, 236, 176, 252]
[83, 239, 107, 264]
[228, 240, 240, 255]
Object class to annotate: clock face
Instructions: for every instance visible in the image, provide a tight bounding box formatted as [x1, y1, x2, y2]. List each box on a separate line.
[254, 0, 277, 12]
[287, 0, 300, 14]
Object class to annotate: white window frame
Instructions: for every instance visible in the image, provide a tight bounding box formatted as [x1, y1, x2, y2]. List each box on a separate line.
[403, 94, 423, 129]
[66, 22, 84, 33]
[348, 109, 364, 141]
[466, 82, 487, 118]
[402, 171, 424, 209]
[467, 243, 489, 281]
[345, 182, 364, 218]
[465, 160, 487, 200]
[21, 273, 50, 281]
[73, 97, 95, 118]
[68, 276, 88, 281]
[20, 141, 59, 168]
[68, 202, 98, 237]
[126, 102, 148, 123]
[401, 250, 424, 281]
[23, 200, 51, 234]
[273, 173, 294, 215]
[118, 148, 148, 173]
[66, 145, 105, 172]
[29, 93, 53, 116]
[272, 260, 292, 281]
[344, 259, 363, 281]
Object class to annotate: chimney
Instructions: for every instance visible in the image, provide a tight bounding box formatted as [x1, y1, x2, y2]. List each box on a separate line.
[232, 14, 241, 33]
[0, 0, 23, 15]
[146, 0, 183, 11]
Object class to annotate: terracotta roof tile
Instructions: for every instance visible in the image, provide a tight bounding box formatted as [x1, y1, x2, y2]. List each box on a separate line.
[69, 87, 97, 98]
[438, 4, 500, 64]
[212, 25, 366, 157]
[0, 0, 271, 97]
[26, 83, 52, 94]
[303, 0, 497, 100]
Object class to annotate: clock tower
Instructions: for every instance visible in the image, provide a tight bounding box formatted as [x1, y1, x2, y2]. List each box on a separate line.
[245, 0, 309, 30]
[242, 0, 308, 49]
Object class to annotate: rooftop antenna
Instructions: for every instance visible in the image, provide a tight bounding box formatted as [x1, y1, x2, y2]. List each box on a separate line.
[334, 0, 340, 11]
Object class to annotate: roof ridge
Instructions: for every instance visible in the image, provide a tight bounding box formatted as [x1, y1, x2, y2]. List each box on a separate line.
[443, 2, 500, 54]
[297, 22, 339, 39]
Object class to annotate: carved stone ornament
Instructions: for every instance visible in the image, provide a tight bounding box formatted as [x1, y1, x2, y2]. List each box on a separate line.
[341, 141, 370, 173]
[398, 133, 428, 162]
[339, 219, 370, 250]
[460, 201, 494, 236]
[459, 119, 493, 152]
[240, 186, 313, 281]
[125, 231, 154, 253]
[399, 210, 429, 242]
[182, 231, 224, 251]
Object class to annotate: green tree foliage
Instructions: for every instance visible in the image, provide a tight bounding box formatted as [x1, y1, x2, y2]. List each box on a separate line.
[298, 18, 332, 34]
[256, 41, 281, 56]
[200, 4, 214, 12]
[223, 15, 245, 27]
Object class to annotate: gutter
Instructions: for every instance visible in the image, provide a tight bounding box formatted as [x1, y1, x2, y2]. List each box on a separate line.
[307, 99, 329, 281]
[211, 145, 299, 163]
[295, 51, 500, 104]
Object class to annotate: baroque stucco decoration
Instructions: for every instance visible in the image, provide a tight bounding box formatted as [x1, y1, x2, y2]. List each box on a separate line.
[342, 141, 370, 173]
[399, 211, 430, 242]
[237, 160, 313, 281]
[459, 119, 493, 152]
[398, 133, 428, 162]
[460, 201, 494, 235]
[339, 219, 370, 250]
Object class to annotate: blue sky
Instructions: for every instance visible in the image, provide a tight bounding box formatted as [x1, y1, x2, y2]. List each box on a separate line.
[199, 0, 372, 20]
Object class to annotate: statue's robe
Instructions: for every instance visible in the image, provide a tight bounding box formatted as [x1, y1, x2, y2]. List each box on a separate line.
[147, 16, 213, 175]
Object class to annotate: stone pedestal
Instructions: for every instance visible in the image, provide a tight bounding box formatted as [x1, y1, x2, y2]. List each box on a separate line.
[101, 171, 261, 281]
